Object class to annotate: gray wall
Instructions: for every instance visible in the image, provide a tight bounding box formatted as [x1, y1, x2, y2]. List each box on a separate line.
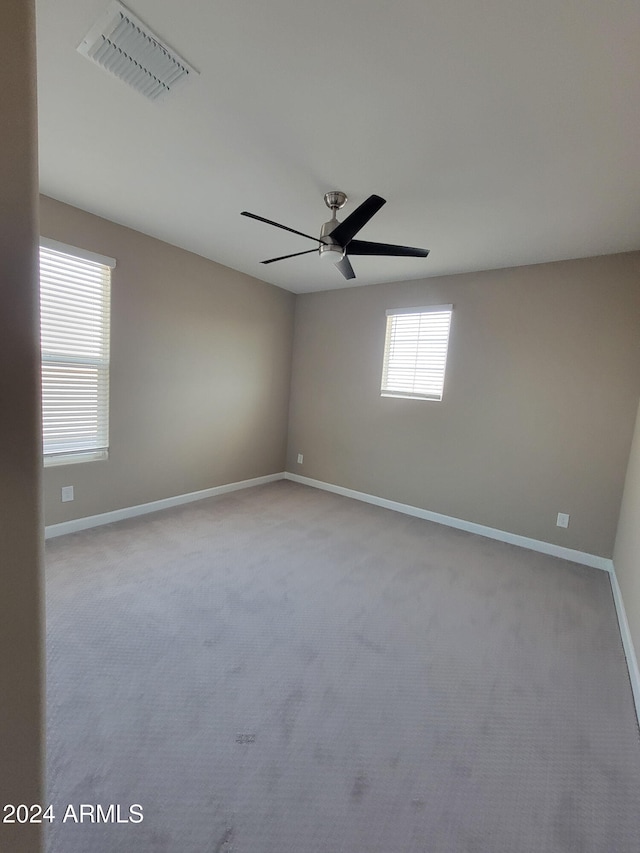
[614, 400, 640, 655]
[287, 253, 640, 558]
[0, 1, 44, 850]
[40, 196, 295, 526]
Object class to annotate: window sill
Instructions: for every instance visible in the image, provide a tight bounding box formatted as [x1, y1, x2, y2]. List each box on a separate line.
[44, 450, 109, 468]
[381, 392, 442, 402]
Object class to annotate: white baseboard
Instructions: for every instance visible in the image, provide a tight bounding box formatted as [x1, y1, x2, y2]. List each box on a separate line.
[609, 566, 640, 727]
[44, 473, 285, 539]
[284, 472, 613, 572]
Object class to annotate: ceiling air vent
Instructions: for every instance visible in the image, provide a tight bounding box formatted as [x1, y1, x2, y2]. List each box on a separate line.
[77, 0, 198, 102]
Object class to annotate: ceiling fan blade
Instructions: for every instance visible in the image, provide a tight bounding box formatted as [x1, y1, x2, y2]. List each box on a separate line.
[347, 239, 429, 257]
[241, 211, 326, 245]
[261, 249, 318, 265]
[335, 254, 356, 280]
[329, 195, 386, 247]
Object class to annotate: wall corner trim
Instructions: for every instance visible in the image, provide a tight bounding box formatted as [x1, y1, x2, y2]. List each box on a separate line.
[44, 473, 286, 539]
[284, 472, 613, 571]
[609, 564, 640, 728]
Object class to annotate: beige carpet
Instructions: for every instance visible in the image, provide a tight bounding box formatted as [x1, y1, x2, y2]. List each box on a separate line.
[45, 481, 640, 852]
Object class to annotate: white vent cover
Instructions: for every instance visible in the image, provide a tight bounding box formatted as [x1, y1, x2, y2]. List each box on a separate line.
[77, 1, 198, 101]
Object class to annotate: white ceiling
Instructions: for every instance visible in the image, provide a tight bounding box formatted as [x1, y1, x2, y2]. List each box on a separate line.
[36, 0, 640, 294]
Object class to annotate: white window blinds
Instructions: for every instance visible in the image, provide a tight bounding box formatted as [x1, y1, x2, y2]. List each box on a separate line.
[39, 238, 114, 465]
[381, 305, 453, 401]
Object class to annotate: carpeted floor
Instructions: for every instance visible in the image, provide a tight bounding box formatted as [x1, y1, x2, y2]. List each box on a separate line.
[45, 480, 640, 852]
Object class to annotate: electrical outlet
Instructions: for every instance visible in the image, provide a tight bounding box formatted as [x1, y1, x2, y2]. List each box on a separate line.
[61, 486, 74, 502]
[297, 453, 303, 464]
[556, 512, 569, 528]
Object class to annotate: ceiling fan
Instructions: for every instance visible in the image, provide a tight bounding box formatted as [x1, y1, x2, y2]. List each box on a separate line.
[241, 191, 429, 280]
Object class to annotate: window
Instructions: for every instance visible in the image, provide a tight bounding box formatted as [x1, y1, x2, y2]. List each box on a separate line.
[39, 238, 115, 466]
[381, 304, 453, 401]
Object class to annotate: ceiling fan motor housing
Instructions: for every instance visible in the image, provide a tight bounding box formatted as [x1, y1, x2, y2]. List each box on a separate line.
[318, 219, 345, 261]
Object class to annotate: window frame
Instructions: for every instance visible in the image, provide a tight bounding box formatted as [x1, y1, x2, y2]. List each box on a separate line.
[380, 304, 453, 402]
[39, 237, 115, 467]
